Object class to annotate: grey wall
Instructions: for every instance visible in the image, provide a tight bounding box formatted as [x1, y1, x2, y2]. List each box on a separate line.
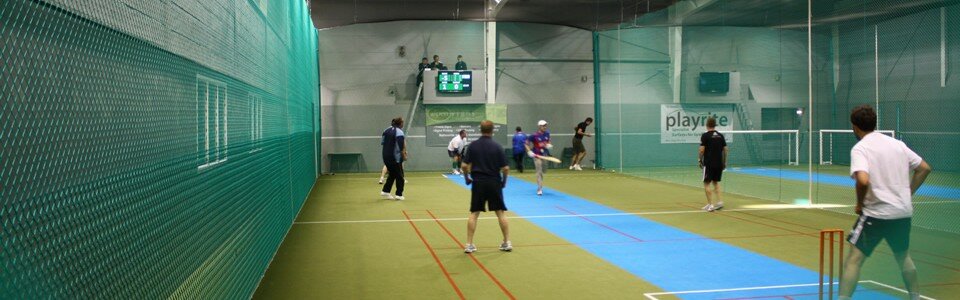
[320, 21, 597, 172]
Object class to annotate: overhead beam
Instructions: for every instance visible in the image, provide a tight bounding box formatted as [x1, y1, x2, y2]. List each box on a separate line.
[669, 0, 722, 23]
[488, 0, 509, 19]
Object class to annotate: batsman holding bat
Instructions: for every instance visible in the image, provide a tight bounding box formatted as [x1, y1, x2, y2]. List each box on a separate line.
[526, 120, 554, 196]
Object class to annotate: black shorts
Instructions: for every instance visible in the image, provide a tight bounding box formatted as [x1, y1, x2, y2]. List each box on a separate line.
[448, 150, 460, 158]
[572, 138, 586, 154]
[470, 180, 507, 212]
[702, 165, 723, 182]
[847, 215, 911, 256]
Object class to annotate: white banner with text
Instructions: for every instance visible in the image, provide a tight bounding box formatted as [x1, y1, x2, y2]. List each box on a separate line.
[660, 104, 735, 144]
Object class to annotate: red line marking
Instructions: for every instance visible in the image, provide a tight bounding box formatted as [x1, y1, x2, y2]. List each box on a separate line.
[401, 210, 466, 300]
[426, 210, 517, 300]
[554, 206, 645, 242]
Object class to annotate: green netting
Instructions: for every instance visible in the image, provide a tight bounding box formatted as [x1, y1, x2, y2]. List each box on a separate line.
[597, 1, 960, 234]
[1, 0, 319, 298]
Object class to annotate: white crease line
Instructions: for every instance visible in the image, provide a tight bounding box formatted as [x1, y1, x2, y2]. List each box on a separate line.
[641, 280, 935, 300]
[293, 206, 844, 225]
[643, 282, 834, 298]
[862, 280, 936, 300]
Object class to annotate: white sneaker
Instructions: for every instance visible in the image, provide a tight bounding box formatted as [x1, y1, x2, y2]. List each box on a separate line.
[380, 192, 394, 200]
[499, 241, 513, 251]
[395, 195, 404, 201]
[537, 190, 543, 196]
[569, 165, 575, 170]
[714, 202, 724, 210]
[574, 164, 583, 171]
[464, 244, 477, 253]
[702, 203, 715, 212]
[453, 169, 460, 175]
[378, 178, 384, 184]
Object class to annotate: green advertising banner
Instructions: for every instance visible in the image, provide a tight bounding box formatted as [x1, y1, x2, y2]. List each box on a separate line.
[426, 104, 508, 147]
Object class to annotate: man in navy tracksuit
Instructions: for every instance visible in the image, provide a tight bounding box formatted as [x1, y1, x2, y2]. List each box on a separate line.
[381, 117, 407, 200]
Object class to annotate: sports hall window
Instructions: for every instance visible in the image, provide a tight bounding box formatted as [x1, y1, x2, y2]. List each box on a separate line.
[250, 93, 263, 152]
[197, 75, 229, 169]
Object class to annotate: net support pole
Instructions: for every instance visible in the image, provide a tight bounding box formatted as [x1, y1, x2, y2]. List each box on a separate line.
[807, 0, 814, 204]
[942, 7, 947, 88]
[407, 82, 423, 131]
[617, 24, 624, 172]
[485, 21, 497, 104]
[593, 31, 602, 169]
[875, 25, 880, 127]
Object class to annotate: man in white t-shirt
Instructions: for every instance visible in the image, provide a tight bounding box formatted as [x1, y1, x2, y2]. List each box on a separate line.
[448, 130, 467, 174]
[838, 105, 931, 300]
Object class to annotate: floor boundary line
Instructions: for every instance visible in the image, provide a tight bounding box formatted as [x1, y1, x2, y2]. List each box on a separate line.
[294, 206, 849, 225]
[862, 280, 937, 300]
[642, 280, 937, 300]
[642, 282, 835, 300]
[401, 210, 465, 300]
[425, 210, 516, 300]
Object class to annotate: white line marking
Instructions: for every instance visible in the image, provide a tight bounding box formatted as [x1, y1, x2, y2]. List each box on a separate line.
[862, 280, 936, 300]
[643, 282, 833, 299]
[294, 206, 845, 225]
[641, 280, 936, 300]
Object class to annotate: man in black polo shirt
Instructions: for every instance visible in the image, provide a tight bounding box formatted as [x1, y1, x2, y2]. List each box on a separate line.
[698, 117, 727, 212]
[570, 117, 593, 171]
[416, 57, 429, 87]
[461, 120, 511, 253]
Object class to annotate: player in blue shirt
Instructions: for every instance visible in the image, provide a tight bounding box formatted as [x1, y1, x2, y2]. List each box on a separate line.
[511, 126, 527, 173]
[525, 120, 552, 196]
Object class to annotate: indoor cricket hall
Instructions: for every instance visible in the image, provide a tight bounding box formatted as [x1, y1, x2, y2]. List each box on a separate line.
[2, 0, 959, 299]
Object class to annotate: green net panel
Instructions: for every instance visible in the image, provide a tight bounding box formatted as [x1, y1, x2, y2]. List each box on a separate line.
[1, 0, 319, 298]
[597, 1, 960, 234]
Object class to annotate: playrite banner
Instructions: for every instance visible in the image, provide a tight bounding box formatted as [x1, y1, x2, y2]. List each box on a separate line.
[425, 104, 507, 146]
[660, 104, 734, 144]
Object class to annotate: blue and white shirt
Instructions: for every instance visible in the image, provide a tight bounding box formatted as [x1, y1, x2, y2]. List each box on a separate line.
[381, 126, 405, 163]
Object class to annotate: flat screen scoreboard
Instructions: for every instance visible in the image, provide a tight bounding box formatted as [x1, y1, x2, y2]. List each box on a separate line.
[436, 71, 472, 93]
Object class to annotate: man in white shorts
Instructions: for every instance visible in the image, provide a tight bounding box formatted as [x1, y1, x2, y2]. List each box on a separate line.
[448, 130, 467, 174]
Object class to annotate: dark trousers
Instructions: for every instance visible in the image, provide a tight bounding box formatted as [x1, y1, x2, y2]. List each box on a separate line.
[513, 152, 525, 173]
[382, 161, 404, 196]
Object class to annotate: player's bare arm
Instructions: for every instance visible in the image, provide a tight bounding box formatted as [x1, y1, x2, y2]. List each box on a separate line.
[854, 171, 870, 215]
[911, 160, 931, 195]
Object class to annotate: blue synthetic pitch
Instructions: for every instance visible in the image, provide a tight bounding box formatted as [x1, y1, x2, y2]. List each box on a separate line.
[730, 167, 960, 200]
[444, 175, 897, 299]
